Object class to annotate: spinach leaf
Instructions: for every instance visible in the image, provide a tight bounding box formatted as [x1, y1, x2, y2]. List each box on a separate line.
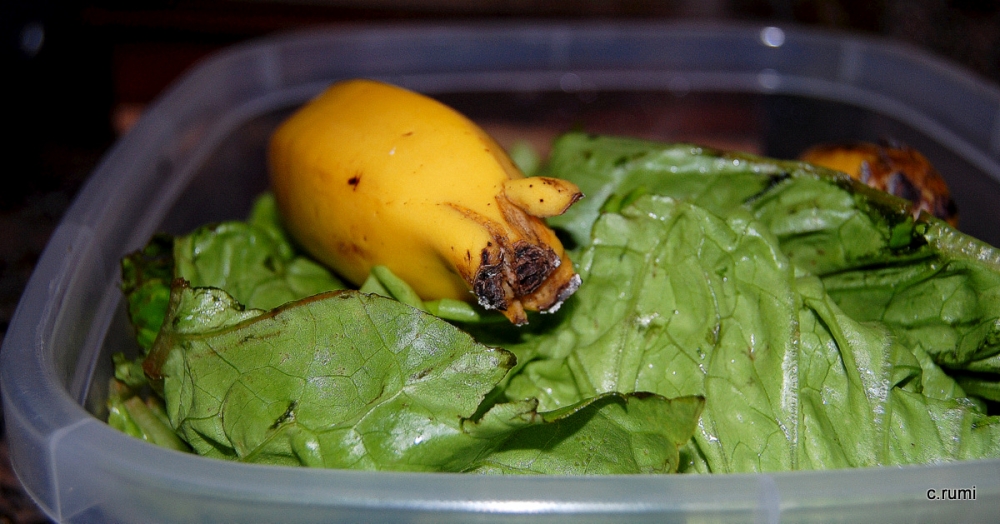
[121, 194, 347, 352]
[542, 134, 775, 246]
[148, 283, 515, 469]
[146, 282, 703, 472]
[507, 195, 804, 471]
[106, 377, 190, 452]
[509, 134, 1000, 472]
[470, 393, 704, 475]
[120, 234, 174, 351]
[173, 193, 347, 311]
[546, 133, 1000, 387]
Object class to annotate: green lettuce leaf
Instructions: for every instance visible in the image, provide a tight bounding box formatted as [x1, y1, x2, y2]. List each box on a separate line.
[148, 283, 515, 469]
[106, 378, 190, 452]
[741, 164, 1000, 378]
[470, 393, 704, 475]
[506, 195, 804, 471]
[146, 282, 702, 472]
[360, 264, 490, 323]
[545, 133, 1000, 383]
[542, 134, 781, 247]
[818, 224, 1000, 375]
[120, 234, 174, 351]
[542, 132, 913, 271]
[173, 193, 347, 311]
[120, 193, 347, 353]
[505, 194, 1000, 472]
[501, 133, 1000, 472]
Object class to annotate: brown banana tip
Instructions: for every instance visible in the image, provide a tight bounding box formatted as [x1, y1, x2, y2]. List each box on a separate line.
[554, 191, 585, 216]
[512, 242, 560, 296]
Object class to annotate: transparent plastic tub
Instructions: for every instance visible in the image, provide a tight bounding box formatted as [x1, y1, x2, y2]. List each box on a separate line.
[3, 22, 1000, 523]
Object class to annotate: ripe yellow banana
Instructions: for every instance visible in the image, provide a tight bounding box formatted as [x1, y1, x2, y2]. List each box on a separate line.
[268, 79, 582, 325]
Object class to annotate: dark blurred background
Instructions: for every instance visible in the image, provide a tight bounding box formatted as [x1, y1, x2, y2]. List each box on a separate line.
[3, 1, 1000, 521]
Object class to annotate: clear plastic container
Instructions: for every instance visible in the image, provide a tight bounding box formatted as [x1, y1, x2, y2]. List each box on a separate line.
[3, 22, 1000, 523]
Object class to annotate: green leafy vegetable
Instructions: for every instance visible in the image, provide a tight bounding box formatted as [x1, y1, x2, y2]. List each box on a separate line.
[508, 133, 1000, 472]
[120, 194, 347, 354]
[144, 283, 701, 472]
[542, 135, 777, 246]
[146, 283, 514, 469]
[470, 393, 704, 475]
[106, 378, 190, 452]
[818, 225, 1000, 375]
[505, 195, 808, 471]
[173, 193, 347, 311]
[508, 140, 541, 177]
[120, 234, 174, 351]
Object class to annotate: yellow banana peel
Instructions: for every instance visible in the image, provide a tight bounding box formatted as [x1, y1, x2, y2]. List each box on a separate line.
[268, 79, 583, 325]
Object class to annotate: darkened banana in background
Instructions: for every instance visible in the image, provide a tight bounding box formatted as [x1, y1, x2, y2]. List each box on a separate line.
[799, 140, 958, 226]
[269, 79, 583, 325]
